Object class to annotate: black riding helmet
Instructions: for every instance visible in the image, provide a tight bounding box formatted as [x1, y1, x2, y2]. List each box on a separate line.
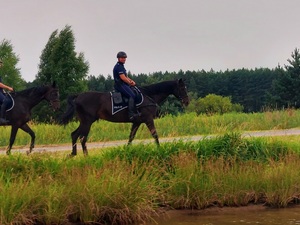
[117, 51, 127, 58]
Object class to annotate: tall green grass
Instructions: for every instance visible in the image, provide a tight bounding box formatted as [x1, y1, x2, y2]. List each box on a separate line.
[0, 154, 160, 224]
[1, 133, 300, 224]
[1, 109, 300, 148]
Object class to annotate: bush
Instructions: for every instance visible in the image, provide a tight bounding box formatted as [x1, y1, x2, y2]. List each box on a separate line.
[186, 94, 244, 115]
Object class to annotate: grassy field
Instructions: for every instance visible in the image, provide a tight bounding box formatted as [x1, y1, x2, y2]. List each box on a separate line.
[1, 110, 300, 224]
[1, 109, 300, 148]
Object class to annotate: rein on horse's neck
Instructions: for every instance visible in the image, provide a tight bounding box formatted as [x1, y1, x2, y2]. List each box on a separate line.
[141, 80, 176, 104]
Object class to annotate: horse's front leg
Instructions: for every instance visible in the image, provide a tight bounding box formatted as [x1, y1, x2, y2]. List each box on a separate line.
[6, 126, 19, 155]
[20, 123, 36, 155]
[128, 122, 141, 145]
[145, 120, 160, 146]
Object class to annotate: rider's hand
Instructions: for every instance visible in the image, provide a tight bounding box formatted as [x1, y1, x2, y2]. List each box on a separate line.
[129, 80, 136, 86]
[8, 87, 14, 92]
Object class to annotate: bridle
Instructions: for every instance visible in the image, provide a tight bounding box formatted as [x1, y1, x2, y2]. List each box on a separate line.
[45, 88, 60, 109]
[176, 82, 189, 105]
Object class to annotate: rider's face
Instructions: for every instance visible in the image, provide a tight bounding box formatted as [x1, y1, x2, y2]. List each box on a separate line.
[118, 57, 126, 64]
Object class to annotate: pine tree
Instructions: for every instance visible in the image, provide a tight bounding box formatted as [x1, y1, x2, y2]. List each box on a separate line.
[268, 48, 300, 109]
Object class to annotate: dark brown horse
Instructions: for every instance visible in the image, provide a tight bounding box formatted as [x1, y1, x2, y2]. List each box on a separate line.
[0, 82, 60, 155]
[60, 78, 189, 156]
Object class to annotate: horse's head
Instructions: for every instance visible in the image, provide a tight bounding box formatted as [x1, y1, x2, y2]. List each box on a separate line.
[45, 81, 60, 111]
[174, 78, 189, 107]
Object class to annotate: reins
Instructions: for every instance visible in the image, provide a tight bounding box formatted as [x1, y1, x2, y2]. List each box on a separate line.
[4, 91, 15, 112]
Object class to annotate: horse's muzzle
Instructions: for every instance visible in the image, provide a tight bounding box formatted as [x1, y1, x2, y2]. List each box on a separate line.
[51, 100, 60, 111]
[181, 96, 190, 107]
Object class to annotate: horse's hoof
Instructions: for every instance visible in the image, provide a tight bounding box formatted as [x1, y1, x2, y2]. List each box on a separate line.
[67, 153, 76, 158]
[26, 150, 32, 155]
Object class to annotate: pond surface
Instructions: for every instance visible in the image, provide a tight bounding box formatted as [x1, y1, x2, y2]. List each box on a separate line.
[148, 205, 300, 225]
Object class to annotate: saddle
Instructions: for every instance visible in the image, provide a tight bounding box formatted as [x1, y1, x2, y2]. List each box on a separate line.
[110, 87, 143, 115]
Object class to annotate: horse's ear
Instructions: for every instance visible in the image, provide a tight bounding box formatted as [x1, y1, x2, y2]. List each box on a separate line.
[178, 78, 185, 83]
[52, 81, 57, 88]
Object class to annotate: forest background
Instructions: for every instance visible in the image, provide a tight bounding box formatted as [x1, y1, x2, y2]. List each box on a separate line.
[0, 25, 300, 123]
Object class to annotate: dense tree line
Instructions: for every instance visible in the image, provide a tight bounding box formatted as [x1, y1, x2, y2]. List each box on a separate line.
[85, 68, 280, 114]
[1, 26, 299, 122]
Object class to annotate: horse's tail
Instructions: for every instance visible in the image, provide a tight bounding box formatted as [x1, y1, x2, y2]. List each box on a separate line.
[59, 94, 78, 125]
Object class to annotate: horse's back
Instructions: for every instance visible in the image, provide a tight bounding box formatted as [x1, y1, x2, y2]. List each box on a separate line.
[75, 91, 109, 104]
[74, 90, 158, 123]
[74, 91, 112, 119]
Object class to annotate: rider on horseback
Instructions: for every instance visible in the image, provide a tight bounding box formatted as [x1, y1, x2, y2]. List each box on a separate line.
[113, 51, 139, 121]
[0, 60, 14, 124]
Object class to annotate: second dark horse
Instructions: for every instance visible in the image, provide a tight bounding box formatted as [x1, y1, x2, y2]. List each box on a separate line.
[60, 79, 189, 156]
[1, 82, 60, 155]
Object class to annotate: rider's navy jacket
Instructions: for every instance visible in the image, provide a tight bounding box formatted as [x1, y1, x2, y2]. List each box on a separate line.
[113, 61, 137, 100]
[113, 62, 127, 86]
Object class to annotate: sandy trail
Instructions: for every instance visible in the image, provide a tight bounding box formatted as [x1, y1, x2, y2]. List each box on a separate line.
[1, 128, 300, 155]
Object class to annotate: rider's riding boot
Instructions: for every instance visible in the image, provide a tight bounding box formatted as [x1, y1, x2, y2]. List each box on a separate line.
[0, 101, 9, 124]
[128, 97, 139, 121]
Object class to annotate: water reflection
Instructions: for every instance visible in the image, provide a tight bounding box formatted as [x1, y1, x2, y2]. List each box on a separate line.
[149, 205, 300, 225]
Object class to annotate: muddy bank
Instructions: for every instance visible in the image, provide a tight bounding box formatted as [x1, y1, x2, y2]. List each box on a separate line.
[149, 204, 300, 225]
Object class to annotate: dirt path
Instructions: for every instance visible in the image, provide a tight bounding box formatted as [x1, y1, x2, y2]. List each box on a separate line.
[1, 128, 300, 155]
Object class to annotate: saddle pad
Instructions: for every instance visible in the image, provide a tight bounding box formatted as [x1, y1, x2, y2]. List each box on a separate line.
[110, 92, 144, 115]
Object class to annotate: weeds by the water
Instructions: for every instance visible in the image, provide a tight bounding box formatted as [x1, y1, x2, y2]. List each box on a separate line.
[1, 133, 300, 224]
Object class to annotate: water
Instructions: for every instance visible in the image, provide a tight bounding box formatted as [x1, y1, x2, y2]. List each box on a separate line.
[148, 205, 300, 225]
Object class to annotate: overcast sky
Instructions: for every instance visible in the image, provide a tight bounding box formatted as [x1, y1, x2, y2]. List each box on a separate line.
[1, 0, 300, 82]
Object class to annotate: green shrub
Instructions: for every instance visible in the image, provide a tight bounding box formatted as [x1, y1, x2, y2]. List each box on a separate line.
[187, 94, 244, 115]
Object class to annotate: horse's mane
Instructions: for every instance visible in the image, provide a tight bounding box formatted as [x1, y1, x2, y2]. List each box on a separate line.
[140, 80, 176, 96]
[15, 86, 47, 97]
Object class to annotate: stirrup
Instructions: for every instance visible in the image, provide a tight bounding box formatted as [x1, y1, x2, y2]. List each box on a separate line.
[0, 118, 9, 124]
[129, 113, 140, 121]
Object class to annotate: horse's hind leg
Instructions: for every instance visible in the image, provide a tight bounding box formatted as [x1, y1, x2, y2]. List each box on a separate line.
[145, 120, 160, 145]
[128, 122, 141, 145]
[70, 127, 80, 156]
[78, 122, 93, 156]
[20, 124, 36, 155]
[6, 126, 19, 155]
[70, 121, 93, 156]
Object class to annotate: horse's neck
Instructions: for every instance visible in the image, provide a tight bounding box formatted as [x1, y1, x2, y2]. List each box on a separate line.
[144, 88, 174, 105]
[29, 96, 45, 107]
[16, 89, 46, 108]
[17, 95, 43, 109]
[142, 81, 175, 104]
[149, 92, 170, 105]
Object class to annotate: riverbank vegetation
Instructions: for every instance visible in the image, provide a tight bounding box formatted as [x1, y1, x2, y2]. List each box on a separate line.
[1, 133, 300, 224]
